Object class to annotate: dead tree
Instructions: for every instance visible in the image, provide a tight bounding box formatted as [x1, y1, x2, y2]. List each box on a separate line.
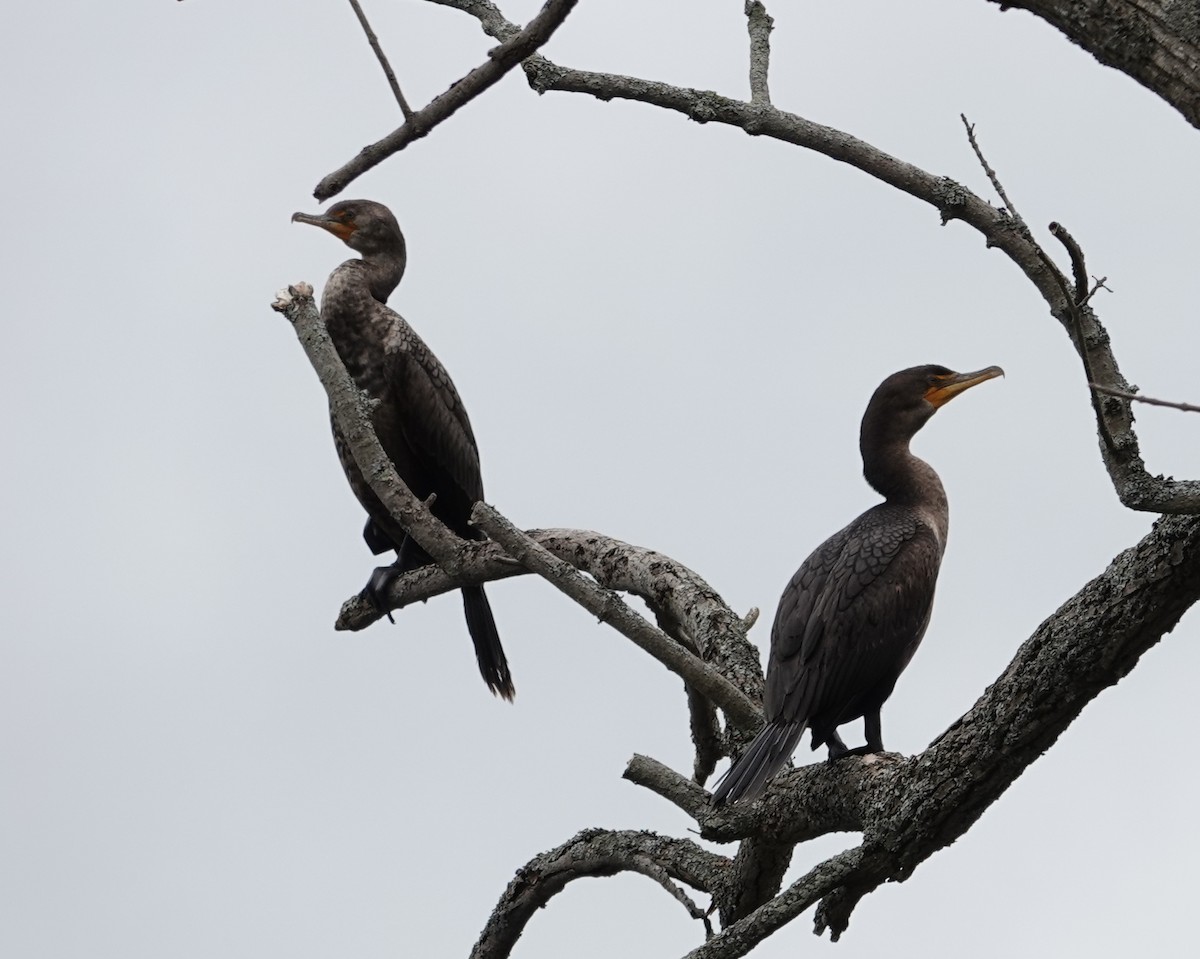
[269, 2, 1200, 956]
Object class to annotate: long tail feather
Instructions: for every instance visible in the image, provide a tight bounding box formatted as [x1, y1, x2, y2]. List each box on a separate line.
[710, 720, 806, 804]
[461, 585, 515, 701]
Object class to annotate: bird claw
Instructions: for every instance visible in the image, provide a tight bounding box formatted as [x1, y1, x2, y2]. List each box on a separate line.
[365, 565, 399, 624]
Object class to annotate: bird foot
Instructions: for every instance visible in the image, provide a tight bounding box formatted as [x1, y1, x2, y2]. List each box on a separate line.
[826, 744, 881, 762]
[365, 566, 399, 624]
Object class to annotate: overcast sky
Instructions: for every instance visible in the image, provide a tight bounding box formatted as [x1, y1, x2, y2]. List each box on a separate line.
[3, 1, 1200, 957]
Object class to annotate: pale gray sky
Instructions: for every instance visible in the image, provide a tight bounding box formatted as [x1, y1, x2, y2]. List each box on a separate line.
[3, 1, 1199, 957]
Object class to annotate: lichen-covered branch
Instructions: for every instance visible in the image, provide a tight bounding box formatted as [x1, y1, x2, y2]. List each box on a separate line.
[470, 829, 727, 959]
[744, 2, 773, 106]
[472, 503, 762, 731]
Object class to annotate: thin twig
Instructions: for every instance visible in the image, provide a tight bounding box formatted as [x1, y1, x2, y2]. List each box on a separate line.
[1081, 275, 1112, 305]
[631, 854, 715, 936]
[347, 0, 414, 118]
[1047, 222, 1119, 452]
[315, 0, 578, 199]
[744, 1, 774, 106]
[960, 114, 1028, 234]
[1090, 384, 1200, 414]
[471, 503, 763, 731]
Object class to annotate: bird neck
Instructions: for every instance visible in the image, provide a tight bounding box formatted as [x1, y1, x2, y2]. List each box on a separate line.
[861, 435, 947, 514]
[360, 249, 405, 303]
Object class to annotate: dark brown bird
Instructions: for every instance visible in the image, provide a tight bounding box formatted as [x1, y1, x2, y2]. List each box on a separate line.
[292, 199, 514, 700]
[712, 364, 1002, 804]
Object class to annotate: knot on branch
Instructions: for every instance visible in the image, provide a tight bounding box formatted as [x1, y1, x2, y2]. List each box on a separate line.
[524, 57, 566, 96]
[934, 178, 969, 223]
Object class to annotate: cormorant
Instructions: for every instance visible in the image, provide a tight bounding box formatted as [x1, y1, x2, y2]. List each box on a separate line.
[292, 199, 515, 701]
[712, 364, 1002, 803]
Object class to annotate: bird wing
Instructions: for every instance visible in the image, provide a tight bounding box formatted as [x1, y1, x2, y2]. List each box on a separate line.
[764, 506, 942, 728]
[381, 308, 485, 504]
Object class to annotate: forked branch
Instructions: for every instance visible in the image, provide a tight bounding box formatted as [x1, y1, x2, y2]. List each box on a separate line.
[315, 0, 578, 199]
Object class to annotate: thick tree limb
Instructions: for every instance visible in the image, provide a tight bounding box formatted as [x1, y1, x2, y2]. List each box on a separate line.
[986, 0, 1200, 130]
[470, 829, 727, 959]
[314, 0, 578, 199]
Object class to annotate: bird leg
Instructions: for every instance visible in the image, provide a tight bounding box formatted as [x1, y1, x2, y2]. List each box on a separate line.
[362, 517, 394, 556]
[825, 713, 885, 761]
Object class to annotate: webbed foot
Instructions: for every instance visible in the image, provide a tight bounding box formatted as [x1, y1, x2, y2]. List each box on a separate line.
[827, 743, 879, 762]
[365, 565, 399, 624]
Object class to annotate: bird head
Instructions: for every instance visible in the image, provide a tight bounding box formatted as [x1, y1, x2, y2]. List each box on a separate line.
[864, 364, 1004, 441]
[291, 199, 406, 259]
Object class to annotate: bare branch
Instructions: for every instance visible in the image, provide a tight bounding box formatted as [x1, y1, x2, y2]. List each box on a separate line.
[1091, 383, 1200, 414]
[1081, 275, 1112, 305]
[430, 1, 1200, 513]
[471, 829, 727, 959]
[744, 2, 773, 106]
[1047, 220, 1088, 299]
[346, 0, 414, 118]
[960, 114, 1028, 234]
[624, 753, 713, 819]
[1040, 221, 1122, 454]
[682, 848, 864, 959]
[335, 525, 766, 723]
[686, 680, 724, 783]
[314, 0, 578, 200]
[472, 502, 763, 732]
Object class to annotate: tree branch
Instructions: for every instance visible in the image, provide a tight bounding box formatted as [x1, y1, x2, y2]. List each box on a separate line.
[433, 0, 1200, 514]
[1090, 383, 1200, 414]
[681, 848, 864, 959]
[346, 0, 414, 118]
[314, 0, 578, 200]
[337, 524, 767, 727]
[961, 113, 1028, 234]
[472, 503, 763, 732]
[624, 753, 713, 819]
[471, 829, 727, 959]
[744, 2, 773, 106]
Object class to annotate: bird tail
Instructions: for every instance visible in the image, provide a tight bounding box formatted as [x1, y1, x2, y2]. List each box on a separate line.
[462, 585, 515, 701]
[710, 720, 806, 805]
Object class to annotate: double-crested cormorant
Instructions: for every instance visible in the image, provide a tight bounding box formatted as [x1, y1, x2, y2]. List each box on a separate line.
[292, 199, 514, 701]
[712, 364, 1002, 804]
